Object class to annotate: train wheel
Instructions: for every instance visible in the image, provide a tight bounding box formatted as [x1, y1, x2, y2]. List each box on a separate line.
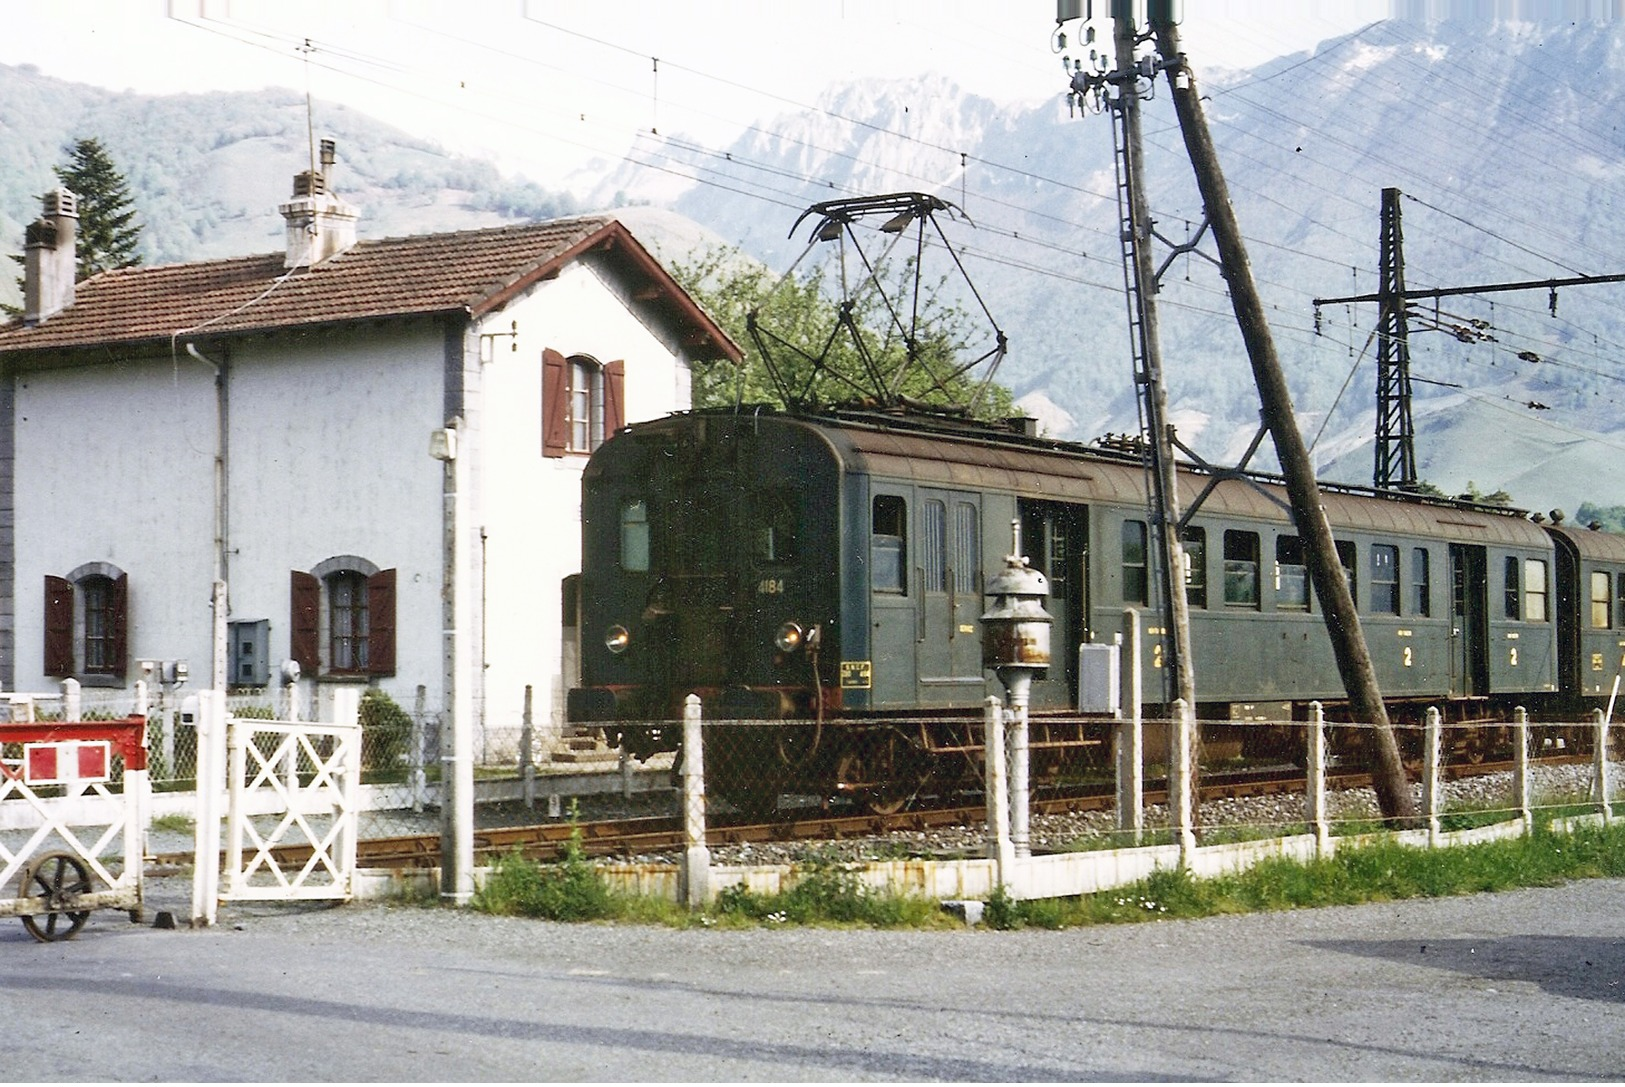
[19, 851, 93, 943]
[836, 728, 928, 816]
[1462, 726, 1488, 765]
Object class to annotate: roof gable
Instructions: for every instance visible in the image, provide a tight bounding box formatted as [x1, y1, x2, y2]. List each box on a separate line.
[0, 216, 741, 362]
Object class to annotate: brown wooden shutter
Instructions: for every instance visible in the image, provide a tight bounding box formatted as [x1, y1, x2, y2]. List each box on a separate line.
[367, 568, 397, 676]
[290, 570, 320, 675]
[109, 572, 129, 679]
[43, 575, 73, 677]
[542, 348, 568, 457]
[604, 358, 625, 440]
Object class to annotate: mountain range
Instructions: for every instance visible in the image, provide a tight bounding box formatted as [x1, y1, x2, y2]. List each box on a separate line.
[4, 16, 1624, 515]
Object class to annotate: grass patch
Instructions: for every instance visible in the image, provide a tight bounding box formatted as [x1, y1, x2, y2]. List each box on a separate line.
[983, 819, 1625, 929]
[150, 812, 194, 834]
[708, 848, 949, 929]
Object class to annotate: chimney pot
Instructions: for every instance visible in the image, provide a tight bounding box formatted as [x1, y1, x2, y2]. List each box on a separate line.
[22, 188, 78, 325]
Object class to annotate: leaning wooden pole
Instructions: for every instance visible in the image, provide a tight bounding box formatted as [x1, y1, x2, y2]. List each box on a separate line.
[1150, 17, 1413, 820]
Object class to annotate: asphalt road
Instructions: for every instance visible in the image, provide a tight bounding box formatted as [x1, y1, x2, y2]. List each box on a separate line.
[8, 876, 1624, 1081]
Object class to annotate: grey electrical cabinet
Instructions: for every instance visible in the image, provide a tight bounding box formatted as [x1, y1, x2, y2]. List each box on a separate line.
[229, 619, 270, 687]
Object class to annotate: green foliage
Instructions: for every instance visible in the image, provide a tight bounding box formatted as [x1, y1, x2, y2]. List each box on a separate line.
[669, 245, 1013, 420]
[1575, 502, 1625, 533]
[710, 849, 940, 927]
[54, 137, 142, 278]
[357, 688, 412, 773]
[474, 830, 615, 922]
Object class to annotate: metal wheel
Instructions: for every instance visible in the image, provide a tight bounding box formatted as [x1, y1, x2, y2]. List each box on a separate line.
[19, 851, 94, 942]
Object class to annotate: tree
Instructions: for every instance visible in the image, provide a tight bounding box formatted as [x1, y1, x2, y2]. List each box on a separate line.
[5, 138, 143, 318]
[670, 244, 1014, 420]
[52, 137, 143, 279]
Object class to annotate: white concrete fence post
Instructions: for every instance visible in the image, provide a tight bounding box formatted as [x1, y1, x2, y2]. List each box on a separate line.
[1305, 701, 1329, 855]
[984, 696, 1013, 890]
[1594, 708, 1612, 823]
[1115, 611, 1143, 843]
[520, 684, 536, 810]
[61, 677, 80, 722]
[681, 694, 710, 909]
[1423, 707, 1442, 845]
[1513, 706, 1532, 833]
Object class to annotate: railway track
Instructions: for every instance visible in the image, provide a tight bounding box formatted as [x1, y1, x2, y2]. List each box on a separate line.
[155, 752, 1593, 872]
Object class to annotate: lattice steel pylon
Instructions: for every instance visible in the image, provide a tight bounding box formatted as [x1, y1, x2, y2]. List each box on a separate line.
[1374, 186, 1418, 491]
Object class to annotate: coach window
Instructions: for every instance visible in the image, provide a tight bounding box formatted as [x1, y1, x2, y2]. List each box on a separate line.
[1335, 540, 1357, 606]
[1275, 535, 1309, 611]
[1524, 559, 1549, 622]
[1182, 527, 1207, 609]
[1371, 544, 1400, 615]
[1592, 570, 1612, 629]
[620, 499, 650, 572]
[954, 502, 980, 595]
[922, 500, 948, 593]
[1412, 548, 1431, 616]
[754, 490, 799, 565]
[1121, 520, 1148, 605]
[1223, 530, 1260, 609]
[1617, 573, 1625, 630]
[871, 495, 907, 594]
[1503, 556, 1520, 620]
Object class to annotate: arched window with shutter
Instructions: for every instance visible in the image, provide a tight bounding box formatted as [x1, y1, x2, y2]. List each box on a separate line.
[290, 558, 396, 677]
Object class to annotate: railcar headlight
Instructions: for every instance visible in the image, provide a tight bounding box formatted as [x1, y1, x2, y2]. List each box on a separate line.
[774, 621, 804, 653]
[605, 624, 631, 654]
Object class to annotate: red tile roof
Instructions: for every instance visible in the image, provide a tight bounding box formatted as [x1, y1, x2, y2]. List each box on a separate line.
[0, 216, 742, 361]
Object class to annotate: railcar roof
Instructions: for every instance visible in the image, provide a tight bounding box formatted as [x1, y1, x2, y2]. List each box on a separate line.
[1545, 522, 1625, 562]
[776, 410, 1551, 550]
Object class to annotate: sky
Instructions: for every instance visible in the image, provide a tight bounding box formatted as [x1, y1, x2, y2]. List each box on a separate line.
[0, 0, 1389, 192]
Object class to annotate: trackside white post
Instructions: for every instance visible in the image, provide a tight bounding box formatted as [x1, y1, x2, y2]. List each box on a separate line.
[191, 689, 227, 927]
[1594, 708, 1612, 823]
[681, 694, 710, 908]
[133, 679, 152, 863]
[134, 680, 149, 717]
[1115, 611, 1143, 842]
[1009, 699, 1030, 860]
[1306, 701, 1329, 855]
[61, 677, 80, 722]
[1423, 707, 1442, 845]
[984, 696, 1013, 888]
[332, 686, 361, 887]
[1171, 698, 1196, 865]
[520, 685, 536, 810]
[1513, 706, 1532, 833]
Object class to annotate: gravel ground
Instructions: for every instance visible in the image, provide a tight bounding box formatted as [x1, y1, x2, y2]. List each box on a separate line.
[12, 874, 1625, 1080]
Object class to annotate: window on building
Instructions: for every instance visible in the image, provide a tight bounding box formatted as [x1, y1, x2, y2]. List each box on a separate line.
[1275, 535, 1309, 611]
[871, 495, 907, 594]
[1223, 530, 1260, 609]
[1371, 544, 1400, 615]
[1592, 570, 1613, 629]
[1120, 520, 1149, 605]
[291, 560, 396, 677]
[1182, 527, 1207, 609]
[1413, 547, 1431, 617]
[542, 349, 624, 457]
[43, 565, 129, 680]
[1524, 558, 1549, 622]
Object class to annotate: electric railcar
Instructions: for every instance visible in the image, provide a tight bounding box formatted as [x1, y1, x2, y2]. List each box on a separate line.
[565, 407, 1624, 810]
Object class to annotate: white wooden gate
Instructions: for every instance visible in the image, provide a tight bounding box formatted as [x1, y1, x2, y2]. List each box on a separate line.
[193, 688, 360, 916]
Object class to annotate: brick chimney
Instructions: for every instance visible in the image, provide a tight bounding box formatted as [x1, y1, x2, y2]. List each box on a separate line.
[279, 141, 358, 269]
[22, 189, 78, 325]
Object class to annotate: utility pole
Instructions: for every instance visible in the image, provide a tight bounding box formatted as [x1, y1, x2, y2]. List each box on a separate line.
[1374, 187, 1418, 491]
[1107, 12, 1196, 716]
[1146, 14, 1413, 820]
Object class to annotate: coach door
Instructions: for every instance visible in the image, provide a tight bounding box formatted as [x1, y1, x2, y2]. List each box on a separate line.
[917, 488, 984, 703]
[1019, 500, 1089, 706]
[1449, 544, 1490, 696]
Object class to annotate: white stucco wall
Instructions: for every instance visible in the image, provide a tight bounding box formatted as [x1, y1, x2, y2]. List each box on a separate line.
[475, 260, 692, 745]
